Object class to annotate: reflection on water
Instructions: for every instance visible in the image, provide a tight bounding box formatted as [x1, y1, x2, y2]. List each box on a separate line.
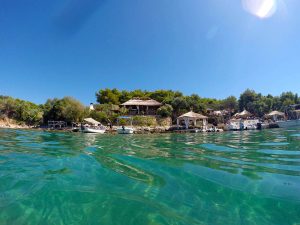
[0, 128, 300, 224]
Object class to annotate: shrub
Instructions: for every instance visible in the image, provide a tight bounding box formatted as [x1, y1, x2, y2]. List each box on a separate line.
[132, 116, 157, 126]
[157, 104, 173, 117]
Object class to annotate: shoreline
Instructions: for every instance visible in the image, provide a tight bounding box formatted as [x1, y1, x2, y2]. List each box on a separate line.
[0, 120, 277, 134]
[0, 125, 249, 134]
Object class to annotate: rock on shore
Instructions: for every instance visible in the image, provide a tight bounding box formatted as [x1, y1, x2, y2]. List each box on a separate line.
[133, 126, 171, 134]
[0, 118, 31, 129]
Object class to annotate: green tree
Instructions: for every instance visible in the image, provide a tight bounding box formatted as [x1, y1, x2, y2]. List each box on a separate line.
[239, 89, 258, 111]
[0, 96, 43, 125]
[96, 88, 121, 104]
[171, 97, 189, 117]
[43, 97, 85, 123]
[89, 110, 109, 123]
[149, 90, 183, 104]
[186, 94, 206, 113]
[157, 104, 173, 117]
[220, 96, 238, 112]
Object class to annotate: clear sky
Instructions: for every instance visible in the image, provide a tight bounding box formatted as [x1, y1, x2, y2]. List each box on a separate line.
[1, 0, 299, 105]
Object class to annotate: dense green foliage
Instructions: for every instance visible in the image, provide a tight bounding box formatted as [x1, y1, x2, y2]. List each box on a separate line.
[43, 97, 86, 123]
[96, 89, 225, 117]
[157, 104, 173, 118]
[96, 88, 300, 118]
[238, 89, 300, 117]
[89, 104, 125, 124]
[0, 96, 43, 125]
[132, 116, 157, 126]
[1, 89, 299, 126]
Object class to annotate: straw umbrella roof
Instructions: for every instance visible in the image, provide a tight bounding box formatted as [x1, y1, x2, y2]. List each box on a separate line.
[267, 111, 285, 116]
[234, 110, 252, 118]
[121, 98, 162, 106]
[84, 118, 101, 125]
[178, 111, 208, 119]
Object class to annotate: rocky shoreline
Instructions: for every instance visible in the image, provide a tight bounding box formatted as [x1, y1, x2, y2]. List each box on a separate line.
[0, 122, 173, 134]
[117, 126, 171, 134]
[0, 119, 32, 129]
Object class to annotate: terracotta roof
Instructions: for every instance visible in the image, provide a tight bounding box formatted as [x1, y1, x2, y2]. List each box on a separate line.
[178, 111, 208, 119]
[121, 98, 162, 106]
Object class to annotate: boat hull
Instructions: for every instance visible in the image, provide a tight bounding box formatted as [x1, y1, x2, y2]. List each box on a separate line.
[226, 119, 259, 131]
[277, 120, 300, 128]
[117, 127, 134, 134]
[81, 127, 106, 134]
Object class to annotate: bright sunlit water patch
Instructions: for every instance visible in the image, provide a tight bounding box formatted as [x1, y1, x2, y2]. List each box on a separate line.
[242, 0, 277, 19]
[0, 128, 300, 224]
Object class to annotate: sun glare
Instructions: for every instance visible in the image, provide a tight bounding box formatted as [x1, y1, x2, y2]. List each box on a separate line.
[242, 0, 277, 19]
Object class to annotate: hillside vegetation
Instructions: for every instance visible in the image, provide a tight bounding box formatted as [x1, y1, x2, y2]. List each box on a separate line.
[0, 89, 299, 126]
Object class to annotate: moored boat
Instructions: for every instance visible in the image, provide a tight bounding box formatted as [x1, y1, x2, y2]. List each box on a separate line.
[116, 116, 134, 134]
[276, 119, 300, 128]
[274, 105, 300, 128]
[81, 126, 106, 134]
[226, 119, 259, 131]
[117, 126, 134, 134]
[226, 119, 243, 131]
[243, 119, 259, 130]
[81, 118, 106, 134]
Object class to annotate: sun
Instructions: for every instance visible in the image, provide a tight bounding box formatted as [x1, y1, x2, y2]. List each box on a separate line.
[242, 0, 277, 19]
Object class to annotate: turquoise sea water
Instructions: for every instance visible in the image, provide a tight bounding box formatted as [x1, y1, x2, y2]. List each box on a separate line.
[0, 128, 300, 225]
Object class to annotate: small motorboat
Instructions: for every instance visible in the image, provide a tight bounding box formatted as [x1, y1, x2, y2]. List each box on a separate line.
[276, 119, 300, 128]
[243, 119, 259, 130]
[72, 122, 80, 132]
[207, 127, 223, 132]
[81, 118, 106, 134]
[81, 126, 106, 134]
[116, 116, 134, 134]
[268, 104, 300, 128]
[226, 119, 243, 131]
[117, 126, 134, 134]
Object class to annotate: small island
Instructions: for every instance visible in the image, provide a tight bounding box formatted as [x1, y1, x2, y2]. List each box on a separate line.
[1, 88, 299, 133]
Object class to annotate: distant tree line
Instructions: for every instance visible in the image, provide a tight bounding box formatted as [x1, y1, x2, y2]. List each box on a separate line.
[0, 89, 299, 126]
[96, 88, 300, 117]
[96, 88, 239, 118]
[238, 89, 299, 117]
[0, 95, 43, 125]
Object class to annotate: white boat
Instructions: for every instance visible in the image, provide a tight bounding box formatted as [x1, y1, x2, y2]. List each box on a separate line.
[194, 128, 206, 133]
[117, 126, 134, 134]
[275, 106, 300, 128]
[243, 119, 259, 130]
[207, 127, 223, 132]
[226, 119, 243, 131]
[81, 118, 106, 134]
[82, 126, 106, 134]
[226, 119, 259, 131]
[117, 116, 134, 134]
[276, 119, 300, 128]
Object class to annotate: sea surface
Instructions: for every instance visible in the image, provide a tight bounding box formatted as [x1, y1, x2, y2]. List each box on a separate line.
[0, 128, 300, 225]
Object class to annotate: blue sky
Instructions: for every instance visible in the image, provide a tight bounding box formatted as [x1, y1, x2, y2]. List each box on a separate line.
[1, 0, 300, 105]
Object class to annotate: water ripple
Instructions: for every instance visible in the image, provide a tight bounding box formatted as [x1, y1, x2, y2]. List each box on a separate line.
[1, 128, 300, 224]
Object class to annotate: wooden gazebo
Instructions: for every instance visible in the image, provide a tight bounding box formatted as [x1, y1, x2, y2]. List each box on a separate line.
[177, 111, 208, 130]
[120, 98, 162, 115]
[266, 111, 285, 121]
